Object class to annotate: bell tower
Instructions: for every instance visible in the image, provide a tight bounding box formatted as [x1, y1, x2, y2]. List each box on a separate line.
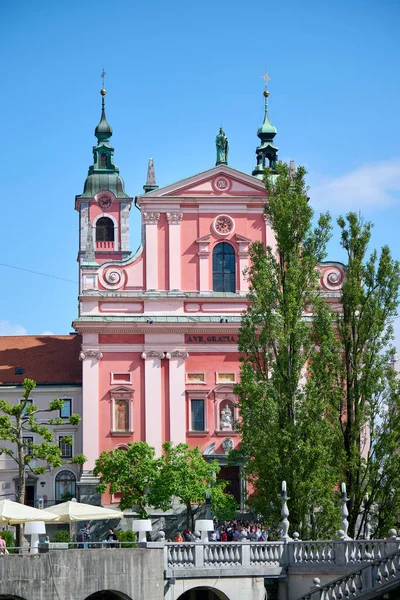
[252, 74, 278, 179]
[75, 85, 133, 275]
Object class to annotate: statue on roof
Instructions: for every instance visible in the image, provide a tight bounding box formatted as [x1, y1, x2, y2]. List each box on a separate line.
[216, 127, 229, 166]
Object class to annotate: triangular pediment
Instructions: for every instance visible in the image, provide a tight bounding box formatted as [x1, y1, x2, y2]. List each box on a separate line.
[138, 166, 267, 199]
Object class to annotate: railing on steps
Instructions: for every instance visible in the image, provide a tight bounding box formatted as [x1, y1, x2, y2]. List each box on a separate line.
[297, 549, 400, 600]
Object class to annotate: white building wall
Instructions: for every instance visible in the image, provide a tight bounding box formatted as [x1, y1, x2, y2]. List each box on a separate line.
[0, 385, 82, 506]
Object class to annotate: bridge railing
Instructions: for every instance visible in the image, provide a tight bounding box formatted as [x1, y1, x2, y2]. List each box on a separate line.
[166, 541, 285, 570]
[165, 538, 400, 572]
[289, 539, 399, 565]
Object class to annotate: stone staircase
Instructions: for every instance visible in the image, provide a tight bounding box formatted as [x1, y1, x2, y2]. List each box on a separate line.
[298, 549, 400, 600]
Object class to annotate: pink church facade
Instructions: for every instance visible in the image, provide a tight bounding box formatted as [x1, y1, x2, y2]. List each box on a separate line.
[73, 90, 345, 505]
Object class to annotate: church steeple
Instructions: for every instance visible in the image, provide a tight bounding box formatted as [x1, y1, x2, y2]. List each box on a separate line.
[78, 87, 129, 198]
[94, 89, 113, 143]
[75, 81, 133, 268]
[252, 74, 278, 179]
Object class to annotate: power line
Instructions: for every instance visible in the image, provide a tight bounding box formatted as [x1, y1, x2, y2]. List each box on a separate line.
[0, 263, 77, 284]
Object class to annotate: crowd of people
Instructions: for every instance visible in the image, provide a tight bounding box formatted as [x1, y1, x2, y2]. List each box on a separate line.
[174, 519, 283, 542]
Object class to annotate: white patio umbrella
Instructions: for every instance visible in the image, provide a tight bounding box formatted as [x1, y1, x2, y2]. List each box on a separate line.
[43, 500, 123, 522]
[43, 501, 123, 544]
[0, 499, 59, 524]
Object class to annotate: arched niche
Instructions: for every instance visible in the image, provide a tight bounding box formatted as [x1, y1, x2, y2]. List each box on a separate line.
[213, 384, 237, 432]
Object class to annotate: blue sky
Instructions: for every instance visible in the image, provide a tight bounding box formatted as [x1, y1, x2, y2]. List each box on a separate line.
[1, 0, 399, 340]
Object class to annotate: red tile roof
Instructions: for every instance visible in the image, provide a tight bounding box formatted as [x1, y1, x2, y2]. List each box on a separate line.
[0, 335, 82, 385]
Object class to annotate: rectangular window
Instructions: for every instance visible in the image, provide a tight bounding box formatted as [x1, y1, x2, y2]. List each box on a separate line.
[216, 372, 236, 383]
[186, 372, 206, 384]
[191, 399, 205, 431]
[20, 398, 33, 416]
[23, 436, 34, 456]
[60, 399, 72, 419]
[58, 436, 73, 459]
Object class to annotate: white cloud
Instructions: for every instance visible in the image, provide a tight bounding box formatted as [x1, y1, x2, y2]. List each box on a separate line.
[40, 330, 54, 335]
[310, 158, 400, 212]
[0, 320, 27, 335]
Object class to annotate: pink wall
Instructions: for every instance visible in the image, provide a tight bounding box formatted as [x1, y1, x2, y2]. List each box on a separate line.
[185, 351, 240, 453]
[98, 352, 144, 450]
[180, 213, 199, 291]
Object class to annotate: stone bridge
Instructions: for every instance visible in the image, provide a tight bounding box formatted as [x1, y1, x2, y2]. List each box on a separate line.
[0, 538, 399, 600]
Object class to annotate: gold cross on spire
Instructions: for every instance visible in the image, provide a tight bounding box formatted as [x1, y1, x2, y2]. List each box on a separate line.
[261, 72, 271, 87]
[101, 67, 106, 90]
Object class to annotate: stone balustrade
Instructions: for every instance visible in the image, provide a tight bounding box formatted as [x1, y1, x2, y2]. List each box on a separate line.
[298, 549, 400, 600]
[289, 539, 397, 565]
[164, 538, 400, 578]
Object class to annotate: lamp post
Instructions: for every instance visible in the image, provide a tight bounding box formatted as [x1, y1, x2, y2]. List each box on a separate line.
[24, 521, 46, 554]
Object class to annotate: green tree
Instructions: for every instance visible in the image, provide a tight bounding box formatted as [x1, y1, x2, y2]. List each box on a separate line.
[94, 442, 162, 516]
[316, 213, 400, 537]
[94, 441, 237, 527]
[235, 162, 341, 538]
[154, 442, 237, 529]
[0, 378, 85, 546]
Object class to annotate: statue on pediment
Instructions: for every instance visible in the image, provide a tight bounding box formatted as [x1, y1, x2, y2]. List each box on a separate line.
[216, 127, 229, 166]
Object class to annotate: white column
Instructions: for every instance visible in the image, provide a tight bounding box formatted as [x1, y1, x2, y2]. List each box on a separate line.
[79, 349, 103, 471]
[167, 212, 183, 290]
[264, 214, 277, 255]
[142, 351, 164, 455]
[168, 351, 189, 444]
[143, 212, 160, 290]
[236, 235, 251, 292]
[196, 235, 211, 292]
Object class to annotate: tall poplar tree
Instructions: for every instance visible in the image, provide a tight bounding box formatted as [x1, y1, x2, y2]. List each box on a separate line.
[313, 213, 400, 538]
[235, 162, 341, 538]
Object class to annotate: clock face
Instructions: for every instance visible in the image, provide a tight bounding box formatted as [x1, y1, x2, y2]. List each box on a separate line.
[214, 215, 234, 236]
[99, 196, 113, 210]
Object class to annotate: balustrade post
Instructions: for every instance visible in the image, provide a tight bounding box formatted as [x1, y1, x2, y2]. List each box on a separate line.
[335, 540, 346, 565]
[361, 564, 373, 589]
[241, 543, 250, 567]
[194, 543, 204, 567]
[385, 529, 399, 556]
[282, 540, 292, 567]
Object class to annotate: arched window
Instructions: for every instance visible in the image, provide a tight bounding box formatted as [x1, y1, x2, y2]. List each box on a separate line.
[96, 217, 114, 242]
[55, 470, 76, 503]
[212, 242, 236, 292]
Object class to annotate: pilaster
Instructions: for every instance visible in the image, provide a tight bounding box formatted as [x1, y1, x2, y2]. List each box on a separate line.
[166, 212, 183, 290]
[264, 214, 277, 255]
[143, 212, 160, 290]
[236, 235, 251, 292]
[142, 351, 164, 455]
[167, 350, 189, 445]
[120, 201, 131, 254]
[79, 346, 103, 471]
[196, 235, 211, 292]
[79, 201, 90, 253]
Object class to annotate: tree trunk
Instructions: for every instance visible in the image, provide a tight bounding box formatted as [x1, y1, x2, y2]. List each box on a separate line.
[16, 414, 25, 549]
